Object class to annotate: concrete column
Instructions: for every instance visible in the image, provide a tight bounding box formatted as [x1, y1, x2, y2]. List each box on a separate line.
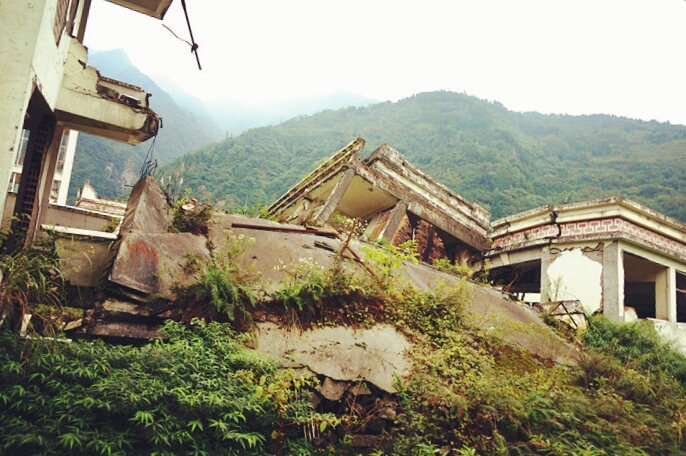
[379, 201, 408, 242]
[0, 0, 44, 228]
[29, 124, 65, 242]
[312, 167, 355, 224]
[602, 241, 625, 321]
[56, 129, 78, 205]
[665, 267, 677, 323]
[540, 245, 551, 302]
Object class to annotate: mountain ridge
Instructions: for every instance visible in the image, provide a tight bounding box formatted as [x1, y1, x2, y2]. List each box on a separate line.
[160, 90, 686, 222]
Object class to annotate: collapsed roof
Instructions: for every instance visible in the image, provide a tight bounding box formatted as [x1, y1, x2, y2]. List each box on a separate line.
[268, 138, 491, 264]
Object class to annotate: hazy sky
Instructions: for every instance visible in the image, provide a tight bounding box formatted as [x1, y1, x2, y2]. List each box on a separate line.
[85, 0, 686, 125]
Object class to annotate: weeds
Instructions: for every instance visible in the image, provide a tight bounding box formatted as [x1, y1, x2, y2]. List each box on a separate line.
[170, 188, 213, 236]
[270, 255, 381, 328]
[173, 232, 259, 330]
[0, 236, 65, 335]
[433, 257, 492, 284]
[235, 202, 280, 221]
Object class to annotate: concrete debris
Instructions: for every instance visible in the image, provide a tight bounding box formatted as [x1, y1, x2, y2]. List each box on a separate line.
[318, 377, 349, 401]
[348, 382, 372, 396]
[254, 322, 411, 393]
[62, 319, 82, 332]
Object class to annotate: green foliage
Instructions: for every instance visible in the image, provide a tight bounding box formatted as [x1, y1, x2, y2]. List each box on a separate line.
[0, 237, 65, 334]
[158, 91, 686, 222]
[361, 240, 419, 291]
[270, 255, 380, 328]
[390, 312, 686, 455]
[173, 232, 259, 329]
[432, 258, 491, 284]
[0, 320, 329, 455]
[235, 202, 280, 221]
[583, 314, 686, 386]
[170, 188, 213, 236]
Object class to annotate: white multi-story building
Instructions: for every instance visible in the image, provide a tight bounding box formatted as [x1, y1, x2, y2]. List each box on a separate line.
[0, 0, 172, 246]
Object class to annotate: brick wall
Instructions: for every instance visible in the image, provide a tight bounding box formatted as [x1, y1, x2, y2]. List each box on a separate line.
[391, 214, 449, 263]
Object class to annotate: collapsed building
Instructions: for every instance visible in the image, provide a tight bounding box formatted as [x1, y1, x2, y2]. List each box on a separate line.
[269, 139, 686, 349]
[0, 1, 684, 355]
[268, 137, 491, 266]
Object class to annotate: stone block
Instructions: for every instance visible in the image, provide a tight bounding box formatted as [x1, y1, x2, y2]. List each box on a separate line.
[108, 231, 210, 297]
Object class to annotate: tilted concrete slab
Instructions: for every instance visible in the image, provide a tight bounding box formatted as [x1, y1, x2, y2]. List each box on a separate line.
[91, 177, 576, 367]
[254, 322, 412, 393]
[109, 231, 210, 296]
[120, 176, 172, 235]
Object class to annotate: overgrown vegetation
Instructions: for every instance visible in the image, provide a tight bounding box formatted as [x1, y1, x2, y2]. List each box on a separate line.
[271, 255, 381, 328]
[0, 235, 65, 334]
[0, 320, 336, 455]
[389, 313, 686, 455]
[171, 232, 259, 330]
[5, 224, 686, 454]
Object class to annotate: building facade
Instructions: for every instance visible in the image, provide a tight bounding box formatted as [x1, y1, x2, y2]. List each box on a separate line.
[0, 0, 172, 246]
[487, 197, 686, 347]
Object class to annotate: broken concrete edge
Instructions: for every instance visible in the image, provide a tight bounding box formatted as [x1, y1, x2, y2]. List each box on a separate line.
[268, 137, 366, 216]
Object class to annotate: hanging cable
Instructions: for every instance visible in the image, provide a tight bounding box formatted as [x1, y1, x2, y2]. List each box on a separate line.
[161, 0, 202, 70]
[139, 136, 158, 179]
[181, 0, 201, 70]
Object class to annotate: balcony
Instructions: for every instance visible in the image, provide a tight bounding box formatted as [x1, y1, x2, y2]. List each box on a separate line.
[55, 38, 160, 145]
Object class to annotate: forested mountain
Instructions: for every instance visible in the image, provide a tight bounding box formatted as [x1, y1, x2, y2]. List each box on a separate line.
[67, 50, 222, 201]
[160, 91, 686, 222]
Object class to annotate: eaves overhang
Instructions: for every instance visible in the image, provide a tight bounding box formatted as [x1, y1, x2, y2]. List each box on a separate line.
[105, 0, 173, 19]
[55, 39, 160, 145]
[486, 197, 686, 262]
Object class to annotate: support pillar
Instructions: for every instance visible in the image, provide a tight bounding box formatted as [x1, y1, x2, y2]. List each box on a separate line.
[312, 167, 355, 224]
[602, 241, 625, 322]
[378, 201, 408, 242]
[540, 245, 551, 302]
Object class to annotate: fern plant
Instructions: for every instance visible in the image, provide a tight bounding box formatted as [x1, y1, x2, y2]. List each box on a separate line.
[0, 320, 329, 455]
[0, 236, 65, 334]
[174, 232, 259, 329]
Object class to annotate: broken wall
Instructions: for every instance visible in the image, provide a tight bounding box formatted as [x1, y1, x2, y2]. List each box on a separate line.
[546, 245, 604, 314]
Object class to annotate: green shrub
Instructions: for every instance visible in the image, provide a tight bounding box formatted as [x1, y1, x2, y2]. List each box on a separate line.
[170, 189, 213, 236]
[0, 237, 65, 334]
[173, 232, 259, 330]
[0, 320, 332, 455]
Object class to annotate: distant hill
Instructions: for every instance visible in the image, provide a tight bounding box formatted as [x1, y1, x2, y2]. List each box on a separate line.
[67, 50, 222, 201]
[160, 91, 686, 221]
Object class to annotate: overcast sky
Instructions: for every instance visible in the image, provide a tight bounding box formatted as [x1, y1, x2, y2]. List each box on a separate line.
[85, 0, 686, 125]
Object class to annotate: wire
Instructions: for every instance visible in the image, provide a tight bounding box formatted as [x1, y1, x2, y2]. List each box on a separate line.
[139, 136, 158, 179]
[162, 24, 192, 48]
[181, 0, 202, 70]
[161, 0, 202, 70]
